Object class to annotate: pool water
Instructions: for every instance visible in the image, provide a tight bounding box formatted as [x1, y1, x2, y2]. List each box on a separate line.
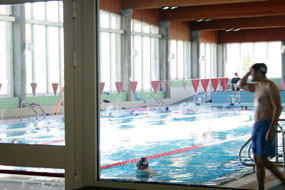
[99, 107, 256, 185]
[0, 116, 65, 145]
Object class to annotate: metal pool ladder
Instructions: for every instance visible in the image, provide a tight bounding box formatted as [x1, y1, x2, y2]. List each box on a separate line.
[239, 122, 285, 172]
[146, 94, 167, 112]
[20, 101, 47, 122]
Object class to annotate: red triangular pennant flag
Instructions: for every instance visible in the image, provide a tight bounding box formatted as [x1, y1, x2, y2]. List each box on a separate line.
[201, 79, 210, 93]
[191, 79, 200, 93]
[99, 82, 105, 95]
[151, 81, 160, 94]
[183, 82, 187, 89]
[115, 82, 123, 95]
[130, 81, 138, 94]
[211, 78, 220, 93]
[220, 78, 229, 92]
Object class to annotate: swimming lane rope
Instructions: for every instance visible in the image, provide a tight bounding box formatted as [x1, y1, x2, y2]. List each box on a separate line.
[100, 135, 250, 170]
[100, 144, 203, 169]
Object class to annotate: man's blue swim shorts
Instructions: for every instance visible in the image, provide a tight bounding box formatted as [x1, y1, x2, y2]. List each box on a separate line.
[251, 119, 276, 157]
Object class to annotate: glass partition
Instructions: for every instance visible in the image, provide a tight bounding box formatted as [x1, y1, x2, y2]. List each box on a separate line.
[0, 1, 65, 146]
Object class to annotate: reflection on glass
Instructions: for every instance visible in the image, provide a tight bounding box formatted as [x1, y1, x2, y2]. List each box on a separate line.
[0, 2, 64, 147]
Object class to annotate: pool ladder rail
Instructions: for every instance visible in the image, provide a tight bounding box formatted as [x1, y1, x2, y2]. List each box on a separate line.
[20, 101, 47, 122]
[146, 94, 167, 112]
[239, 122, 285, 172]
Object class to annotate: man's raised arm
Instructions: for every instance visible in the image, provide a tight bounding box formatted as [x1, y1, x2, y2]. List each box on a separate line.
[238, 71, 255, 92]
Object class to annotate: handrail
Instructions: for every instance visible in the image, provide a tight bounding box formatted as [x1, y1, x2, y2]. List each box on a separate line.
[20, 101, 46, 122]
[239, 122, 285, 172]
[238, 137, 254, 167]
[146, 94, 166, 112]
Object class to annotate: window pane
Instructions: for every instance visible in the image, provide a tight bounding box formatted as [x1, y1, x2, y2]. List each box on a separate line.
[0, 21, 11, 95]
[33, 2, 45, 20]
[110, 33, 120, 92]
[226, 43, 240, 77]
[240, 43, 253, 74]
[60, 28, 64, 89]
[25, 24, 33, 94]
[25, 3, 31, 19]
[47, 1, 59, 22]
[151, 38, 159, 81]
[48, 26, 60, 93]
[100, 32, 111, 91]
[0, 5, 11, 15]
[110, 13, 120, 30]
[254, 42, 267, 63]
[177, 40, 184, 79]
[267, 42, 281, 78]
[100, 11, 110, 28]
[169, 40, 177, 79]
[142, 22, 150, 33]
[134, 36, 142, 91]
[143, 37, 151, 91]
[200, 43, 205, 78]
[205, 43, 211, 78]
[34, 25, 47, 93]
[133, 20, 141, 32]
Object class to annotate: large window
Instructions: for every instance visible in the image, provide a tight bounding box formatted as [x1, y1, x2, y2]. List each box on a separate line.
[0, 5, 13, 96]
[169, 39, 191, 79]
[99, 10, 122, 92]
[131, 19, 159, 91]
[226, 41, 282, 78]
[25, 2, 64, 94]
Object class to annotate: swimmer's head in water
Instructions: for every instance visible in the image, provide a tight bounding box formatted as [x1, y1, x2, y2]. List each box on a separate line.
[136, 157, 149, 169]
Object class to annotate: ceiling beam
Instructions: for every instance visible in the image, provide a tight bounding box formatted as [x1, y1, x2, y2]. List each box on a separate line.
[122, 0, 268, 10]
[191, 15, 285, 31]
[160, 0, 285, 21]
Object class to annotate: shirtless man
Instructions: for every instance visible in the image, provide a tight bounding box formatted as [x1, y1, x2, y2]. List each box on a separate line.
[238, 63, 285, 190]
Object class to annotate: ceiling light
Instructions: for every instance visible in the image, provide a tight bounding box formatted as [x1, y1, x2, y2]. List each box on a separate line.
[233, 28, 240, 32]
[204, 18, 212, 22]
[161, 6, 169, 10]
[196, 19, 204, 22]
[225, 28, 234, 32]
[170, 6, 178, 9]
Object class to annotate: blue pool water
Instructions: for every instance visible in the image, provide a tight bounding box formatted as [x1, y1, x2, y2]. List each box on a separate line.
[99, 107, 256, 185]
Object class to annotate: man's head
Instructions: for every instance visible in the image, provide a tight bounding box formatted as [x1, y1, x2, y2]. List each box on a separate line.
[234, 73, 238, 77]
[250, 63, 267, 81]
[136, 157, 149, 170]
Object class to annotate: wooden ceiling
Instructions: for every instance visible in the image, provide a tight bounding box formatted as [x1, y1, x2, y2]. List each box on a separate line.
[122, 0, 285, 31]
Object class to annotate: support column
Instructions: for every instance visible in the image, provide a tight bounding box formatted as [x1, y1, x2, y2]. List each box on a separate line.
[159, 21, 170, 98]
[191, 31, 200, 78]
[282, 41, 285, 82]
[217, 43, 225, 77]
[12, 4, 26, 103]
[120, 9, 133, 100]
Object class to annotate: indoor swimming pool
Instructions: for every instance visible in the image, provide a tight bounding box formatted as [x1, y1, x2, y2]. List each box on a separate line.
[99, 106, 258, 185]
